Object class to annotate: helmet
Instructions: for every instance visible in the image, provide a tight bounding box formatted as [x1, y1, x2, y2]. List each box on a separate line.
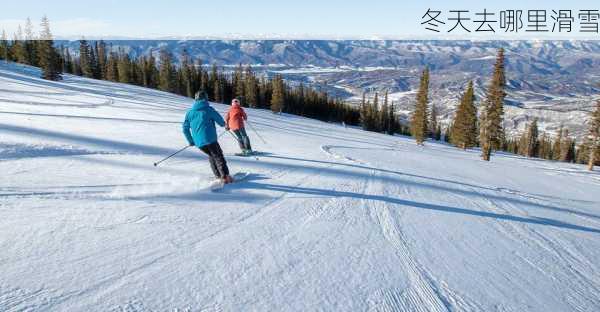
[195, 90, 208, 100]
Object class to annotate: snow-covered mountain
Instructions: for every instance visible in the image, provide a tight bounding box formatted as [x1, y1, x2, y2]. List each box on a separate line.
[58, 39, 600, 139]
[1, 62, 600, 311]
[59, 40, 600, 70]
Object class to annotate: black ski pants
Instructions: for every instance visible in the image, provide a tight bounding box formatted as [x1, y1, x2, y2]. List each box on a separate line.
[199, 141, 229, 178]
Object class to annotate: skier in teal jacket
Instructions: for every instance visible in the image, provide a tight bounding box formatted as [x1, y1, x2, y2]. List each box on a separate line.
[183, 91, 233, 183]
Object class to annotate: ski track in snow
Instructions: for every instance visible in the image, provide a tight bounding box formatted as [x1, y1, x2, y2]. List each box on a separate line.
[319, 143, 600, 311]
[477, 197, 600, 310]
[324, 146, 482, 312]
[2, 62, 600, 311]
[0, 143, 116, 161]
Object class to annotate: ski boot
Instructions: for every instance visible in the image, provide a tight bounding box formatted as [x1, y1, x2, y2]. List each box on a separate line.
[222, 175, 234, 184]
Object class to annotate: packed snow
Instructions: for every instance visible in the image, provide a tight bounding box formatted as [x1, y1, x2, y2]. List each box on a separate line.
[1, 62, 600, 311]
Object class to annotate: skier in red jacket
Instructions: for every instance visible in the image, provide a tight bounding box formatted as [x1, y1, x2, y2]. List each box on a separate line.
[225, 98, 253, 155]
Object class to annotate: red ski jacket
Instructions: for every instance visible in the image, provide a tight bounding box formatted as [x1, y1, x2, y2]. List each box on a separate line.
[225, 105, 247, 131]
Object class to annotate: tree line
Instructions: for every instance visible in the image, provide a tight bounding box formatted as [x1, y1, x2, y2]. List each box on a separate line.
[1, 19, 598, 169]
[504, 113, 600, 169]
[0, 16, 62, 80]
[62, 41, 361, 126]
[413, 48, 599, 170]
[0, 19, 360, 127]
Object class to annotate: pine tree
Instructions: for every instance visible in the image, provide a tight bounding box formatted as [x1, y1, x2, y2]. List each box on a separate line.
[387, 101, 397, 135]
[271, 74, 285, 113]
[139, 55, 149, 87]
[0, 30, 9, 62]
[517, 132, 527, 156]
[245, 65, 258, 108]
[576, 141, 589, 164]
[180, 49, 194, 98]
[233, 63, 245, 102]
[200, 64, 209, 96]
[61, 47, 73, 74]
[117, 50, 132, 84]
[208, 64, 218, 100]
[523, 118, 539, 157]
[435, 125, 442, 140]
[450, 81, 477, 149]
[360, 92, 368, 130]
[143, 53, 158, 88]
[372, 92, 379, 131]
[430, 104, 438, 139]
[411, 67, 430, 145]
[79, 39, 94, 78]
[37, 16, 61, 81]
[443, 126, 451, 142]
[560, 129, 573, 162]
[568, 139, 576, 163]
[57, 44, 65, 74]
[89, 44, 99, 78]
[480, 48, 506, 161]
[213, 76, 222, 103]
[588, 100, 600, 170]
[552, 124, 564, 160]
[105, 52, 119, 81]
[538, 132, 552, 160]
[24, 18, 37, 66]
[381, 91, 389, 132]
[12, 26, 27, 64]
[158, 48, 175, 92]
[96, 40, 107, 79]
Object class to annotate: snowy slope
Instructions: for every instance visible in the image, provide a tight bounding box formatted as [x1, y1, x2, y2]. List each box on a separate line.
[1, 62, 600, 311]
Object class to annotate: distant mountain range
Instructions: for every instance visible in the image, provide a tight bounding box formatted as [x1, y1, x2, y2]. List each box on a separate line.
[57, 40, 600, 139]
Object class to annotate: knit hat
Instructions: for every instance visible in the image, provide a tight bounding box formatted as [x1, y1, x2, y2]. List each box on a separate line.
[195, 90, 208, 100]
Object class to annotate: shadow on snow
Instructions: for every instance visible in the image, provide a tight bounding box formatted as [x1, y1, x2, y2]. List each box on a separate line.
[2, 123, 599, 234]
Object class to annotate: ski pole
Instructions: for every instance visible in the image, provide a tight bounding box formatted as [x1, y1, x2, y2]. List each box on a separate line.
[153, 145, 190, 167]
[227, 130, 239, 141]
[246, 120, 268, 145]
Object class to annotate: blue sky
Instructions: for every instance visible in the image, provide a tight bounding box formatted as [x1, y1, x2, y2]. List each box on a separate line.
[1, 0, 598, 39]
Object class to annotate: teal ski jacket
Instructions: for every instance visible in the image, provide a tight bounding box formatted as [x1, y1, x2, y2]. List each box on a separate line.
[182, 99, 225, 147]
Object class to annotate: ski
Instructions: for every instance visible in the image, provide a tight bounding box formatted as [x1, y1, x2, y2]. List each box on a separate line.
[210, 172, 250, 192]
[233, 151, 261, 157]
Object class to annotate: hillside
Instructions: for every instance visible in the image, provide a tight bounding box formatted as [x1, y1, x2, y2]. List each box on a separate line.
[1, 62, 600, 311]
